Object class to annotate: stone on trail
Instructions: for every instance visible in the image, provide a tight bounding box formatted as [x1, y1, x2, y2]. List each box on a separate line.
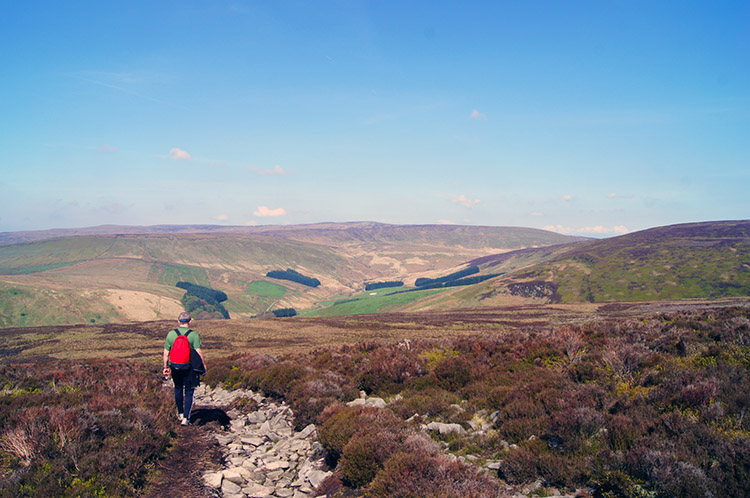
[203, 471, 223, 489]
[196, 385, 330, 498]
[221, 478, 242, 495]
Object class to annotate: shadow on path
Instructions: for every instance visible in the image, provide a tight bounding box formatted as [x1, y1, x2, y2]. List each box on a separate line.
[190, 406, 232, 428]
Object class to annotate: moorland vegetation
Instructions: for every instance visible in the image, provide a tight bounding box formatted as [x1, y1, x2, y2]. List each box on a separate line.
[1, 304, 749, 497]
[0, 360, 172, 498]
[203, 305, 750, 497]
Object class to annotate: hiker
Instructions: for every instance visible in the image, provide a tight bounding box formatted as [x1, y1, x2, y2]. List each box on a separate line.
[162, 312, 207, 425]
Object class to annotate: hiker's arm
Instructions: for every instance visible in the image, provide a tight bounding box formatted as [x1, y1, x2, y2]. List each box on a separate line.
[196, 347, 207, 371]
[162, 348, 170, 375]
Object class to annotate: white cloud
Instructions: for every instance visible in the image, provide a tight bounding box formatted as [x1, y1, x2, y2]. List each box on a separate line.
[607, 193, 634, 200]
[254, 206, 287, 217]
[169, 147, 192, 161]
[437, 219, 455, 225]
[530, 211, 544, 217]
[579, 225, 609, 234]
[451, 194, 481, 208]
[213, 214, 229, 221]
[544, 224, 574, 234]
[562, 194, 573, 202]
[544, 224, 630, 235]
[470, 109, 487, 120]
[249, 164, 289, 176]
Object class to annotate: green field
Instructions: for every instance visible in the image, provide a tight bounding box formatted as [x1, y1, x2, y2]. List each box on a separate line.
[152, 263, 211, 287]
[305, 288, 445, 316]
[0, 262, 81, 275]
[247, 280, 288, 298]
[0, 284, 121, 328]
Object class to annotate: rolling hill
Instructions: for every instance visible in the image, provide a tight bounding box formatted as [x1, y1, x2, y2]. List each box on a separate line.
[2, 220, 748, 326]
[401, 219, 750, 311]
[0, 223, 584, 327]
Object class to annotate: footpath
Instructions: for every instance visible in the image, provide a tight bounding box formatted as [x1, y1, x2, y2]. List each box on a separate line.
[160, 384, 579, 498]
[191, 384, 332, 498]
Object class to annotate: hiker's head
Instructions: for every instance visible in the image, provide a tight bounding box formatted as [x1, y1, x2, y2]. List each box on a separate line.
[178, 312, 191, 324]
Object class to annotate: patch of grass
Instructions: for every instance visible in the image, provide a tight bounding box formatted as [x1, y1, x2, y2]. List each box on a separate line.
[154, 263, 210, 287]
[304, 288, 445, 317]
[0, 285, 120, 328]
[0, 262, 81, 275]
[247, 280, 288, 298]
[0, 237, 113, 272]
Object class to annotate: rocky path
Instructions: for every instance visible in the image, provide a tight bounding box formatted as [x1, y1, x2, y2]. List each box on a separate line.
[192, 384, 332, 498]
[153, 384, 579, 498]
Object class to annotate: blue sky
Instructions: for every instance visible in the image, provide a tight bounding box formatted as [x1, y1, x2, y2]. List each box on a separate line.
[1, 1, 748, 236]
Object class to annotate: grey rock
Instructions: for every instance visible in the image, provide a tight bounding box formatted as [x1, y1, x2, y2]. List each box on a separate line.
[203, 471, 223, 489]
[221, 478, 242, 495]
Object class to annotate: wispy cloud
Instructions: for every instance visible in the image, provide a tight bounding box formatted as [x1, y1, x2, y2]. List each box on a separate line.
[607, 193, 634, 199]
[531, 211, 544, 217]
[71, 70, 181, 108]
[169, 148, 192, 161]
[451, 194, 481, 208]
[248, 164, 289, 176]
[254, 206, 287, 217]
[213, 214, 229, 221]
[562, 194, 573, 202]
[470, 109, 487, 121]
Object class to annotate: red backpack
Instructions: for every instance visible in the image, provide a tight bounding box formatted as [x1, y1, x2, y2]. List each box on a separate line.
[169, 329, 193, 370]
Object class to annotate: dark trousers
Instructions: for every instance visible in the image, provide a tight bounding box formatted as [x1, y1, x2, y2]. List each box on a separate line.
[170, 367, 195, 420]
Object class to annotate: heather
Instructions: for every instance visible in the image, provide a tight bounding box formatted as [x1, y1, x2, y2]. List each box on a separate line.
[206, 306, 750, 497]
[0, 359, 173, 498]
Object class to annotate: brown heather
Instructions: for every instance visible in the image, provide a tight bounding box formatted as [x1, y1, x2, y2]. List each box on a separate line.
[205, 305, 750, 497]
[0, 359, 172, 498]
[1, 302, 749, 497]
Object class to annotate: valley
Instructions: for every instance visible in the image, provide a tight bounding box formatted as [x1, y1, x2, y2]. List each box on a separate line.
[0, 220, 748, 328]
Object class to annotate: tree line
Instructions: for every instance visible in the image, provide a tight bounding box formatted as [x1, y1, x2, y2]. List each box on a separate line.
[364, 281, 404, 291]
[176, 281, 230, 319]
[266, 269, 321, 288]
[414, 265, 480, 287]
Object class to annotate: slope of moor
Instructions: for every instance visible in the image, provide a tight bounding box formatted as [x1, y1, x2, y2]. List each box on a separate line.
[0, 223, 582, 327]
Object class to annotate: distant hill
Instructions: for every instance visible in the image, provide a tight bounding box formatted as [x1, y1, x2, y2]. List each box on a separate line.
[0, 222, 584, 248]
[421, 220, 750, 308]
[0, 222, 584, 327]
[3, 220, 747, 326]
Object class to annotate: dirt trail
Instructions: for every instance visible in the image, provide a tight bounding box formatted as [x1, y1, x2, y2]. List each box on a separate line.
[142, 405, 227, 498]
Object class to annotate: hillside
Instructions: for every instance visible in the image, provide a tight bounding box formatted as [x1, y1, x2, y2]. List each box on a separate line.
[444, 220, 750, 307]
[3, 220, 748, 327]
[248, 220, 750, 317]
[0, 223, 583, 327]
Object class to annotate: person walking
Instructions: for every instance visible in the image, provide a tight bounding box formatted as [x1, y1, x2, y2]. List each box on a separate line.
[162, 312, 206, 425]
